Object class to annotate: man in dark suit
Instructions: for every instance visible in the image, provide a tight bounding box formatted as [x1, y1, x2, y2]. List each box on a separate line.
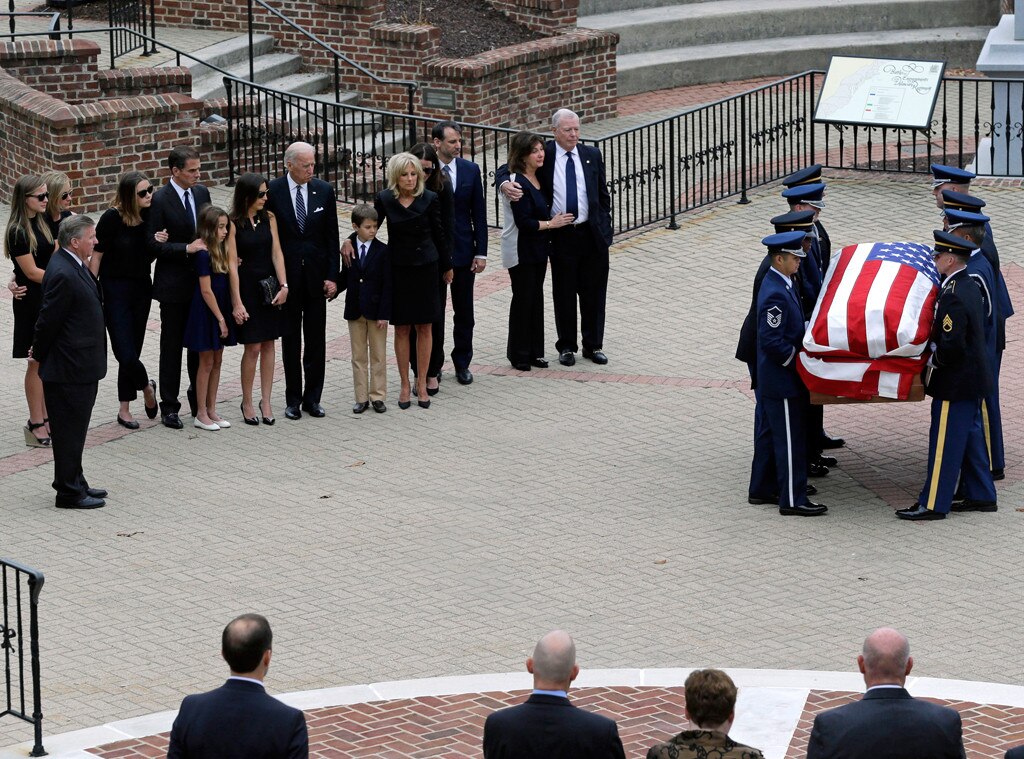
[1006, 746, 1024, 758]
[32, 216, 108, 509]
[482, 630, 626, 759]
[432, 120, 488, 385]
[807, 627, 966, 758]
[167, 613, 308, 759]
[267, 141, 340, 419]
[499, 109, 614, 366]
[148, 145, 211, 429]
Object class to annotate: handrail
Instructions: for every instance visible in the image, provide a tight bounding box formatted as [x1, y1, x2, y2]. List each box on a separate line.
[0, 557, 45, 757]
[2, 11, 64, 42]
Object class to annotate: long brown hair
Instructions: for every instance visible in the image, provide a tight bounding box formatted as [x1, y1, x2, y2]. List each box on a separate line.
[112, 170, 149, 227]
[197, 205, 230, 275]
[4, 174, 53, 259]
[409, 142, 444, 194]
[508, 131, 545, 174]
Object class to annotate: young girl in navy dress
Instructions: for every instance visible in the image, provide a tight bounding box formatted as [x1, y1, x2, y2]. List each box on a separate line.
[184, 206, 237, 431]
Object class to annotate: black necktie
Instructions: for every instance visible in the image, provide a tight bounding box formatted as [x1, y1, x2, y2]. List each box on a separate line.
[564, 152, 579, 219]
[183, 190, 194, 233]
[359, 243, 367, 265]
[295, 186, 306, 233]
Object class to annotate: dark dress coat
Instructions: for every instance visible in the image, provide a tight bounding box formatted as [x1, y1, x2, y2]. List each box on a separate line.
[266, 176, 340, 300]
[167, 678, 308, 759]
[926, 268, 990, 401]
[806, 687, 966, 759]
[147, 181, 212, 304]
[482, 693, 626, 759]
[448, 156, 489, 267]
[339, 235, 392, 322]
[755, 268, 804, 400]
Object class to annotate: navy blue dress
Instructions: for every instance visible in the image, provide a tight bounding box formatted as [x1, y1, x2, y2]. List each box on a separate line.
[183, 249, 237, 352]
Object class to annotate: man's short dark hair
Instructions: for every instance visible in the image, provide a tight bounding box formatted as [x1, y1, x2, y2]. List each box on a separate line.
[957, 224, 986, 247]
[351, 204, 378, 226]
[221, 614, 272, 673]
[431, 120, 462, 141]
[168, 145, 200, 172]
[684, 668, 737, 727]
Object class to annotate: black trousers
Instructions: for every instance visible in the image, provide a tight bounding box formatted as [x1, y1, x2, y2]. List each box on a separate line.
[551, 223, 609, 354]
[411, 275, 447, 379]
[806, 402, 824, 461]
[506, 261, 546, 365]
[158, 300, 198, 416]
[282, 281, 327, 407]
[449, 264, 476, 370]
[43, 380, 97, 501]
[104, 277, 152, 402]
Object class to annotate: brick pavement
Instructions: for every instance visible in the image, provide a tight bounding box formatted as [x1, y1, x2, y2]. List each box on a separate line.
[2, 45, 1024, 754]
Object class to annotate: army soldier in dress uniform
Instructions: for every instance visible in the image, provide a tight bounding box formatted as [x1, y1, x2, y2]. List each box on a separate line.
[748, 231, 827, 517]
[897, 231, 996, 521]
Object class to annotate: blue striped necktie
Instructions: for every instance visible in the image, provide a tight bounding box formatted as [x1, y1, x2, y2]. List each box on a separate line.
[295, 185, 306, 232]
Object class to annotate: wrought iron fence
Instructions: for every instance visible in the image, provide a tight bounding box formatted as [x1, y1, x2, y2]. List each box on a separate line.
[0, 558, 45, 757]
[106, 0, 156, 65]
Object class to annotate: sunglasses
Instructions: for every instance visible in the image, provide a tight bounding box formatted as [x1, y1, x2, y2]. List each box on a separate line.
[257, 190, 268, 198]
[422, 166, 434, 174]
[28, 193, 48, 201]
[137, 186, 154, 198]
[61, 191, 72, 200]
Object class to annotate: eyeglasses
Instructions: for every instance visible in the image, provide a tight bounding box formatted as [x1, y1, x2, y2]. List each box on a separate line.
[257, 190, 268, 198]
[137, 186, 154, 198]
[61, 191, 72, 200]
[28, 193, 48, 201]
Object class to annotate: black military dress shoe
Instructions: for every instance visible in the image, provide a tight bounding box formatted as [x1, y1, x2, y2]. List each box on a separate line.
[531, 358, 549, 368]
[779, 501, 827, 516]
[748, 494, 776, 505]
[302, 403, 326, 417]
[455, 368, 473, 385]
[86, 487, 108, 499]
[56, 494, 105, 509]
[352, 401, 370, 414]
[285, 405, 302, 420]
[816, 454, 839, 468]
[950, 499, 998, 513]
[582, 348, 608, 365]
[896, 504, 946, 521]
[372, 401, 386, 413]
[162, 413, 183, 429]
[807, 461, 829, 478]
[820, 432, 845, 449]
[558, 350, 576, 366]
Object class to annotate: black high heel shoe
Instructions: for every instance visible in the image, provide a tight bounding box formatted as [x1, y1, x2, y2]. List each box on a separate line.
[24, 420, 50, 447]
[418, 399, 431, 409]
[240, 402, 259, 426]
[259, 399, 275, 426]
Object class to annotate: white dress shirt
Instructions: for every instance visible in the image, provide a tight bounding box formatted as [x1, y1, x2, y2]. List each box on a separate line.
[439, 157, 457, 189]
[551, 145, 589, 224]
[169, 178, 197, 230]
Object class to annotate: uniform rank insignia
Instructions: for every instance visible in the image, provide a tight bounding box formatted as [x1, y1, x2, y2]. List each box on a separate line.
[766, 305, 782, 328]
[942, 314, 953, 332]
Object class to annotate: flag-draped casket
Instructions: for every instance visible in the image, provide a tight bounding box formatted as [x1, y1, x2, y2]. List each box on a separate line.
[796, 242, 940, 401]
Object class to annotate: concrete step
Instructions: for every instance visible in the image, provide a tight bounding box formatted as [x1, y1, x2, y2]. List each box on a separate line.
[192, 52, 303, 101]
[158, 33, 275, 79]
[617, 26, 993, 94]
[584, 0, 1000, 55]
[578, 0, 711, 15]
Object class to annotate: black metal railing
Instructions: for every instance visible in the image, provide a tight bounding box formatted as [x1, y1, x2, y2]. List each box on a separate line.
[3, 9, 65, 42]
[0, 558, 45, 757]
[106, 0, 156, 65]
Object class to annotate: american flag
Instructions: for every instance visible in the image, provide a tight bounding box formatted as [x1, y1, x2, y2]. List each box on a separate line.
[796, 242, 939, 400]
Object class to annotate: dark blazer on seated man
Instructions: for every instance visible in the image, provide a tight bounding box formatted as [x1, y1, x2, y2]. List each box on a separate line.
[338, 233, 392, 323]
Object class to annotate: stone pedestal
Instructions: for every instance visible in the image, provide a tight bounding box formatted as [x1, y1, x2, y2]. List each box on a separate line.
[973, 4, 1024, 176]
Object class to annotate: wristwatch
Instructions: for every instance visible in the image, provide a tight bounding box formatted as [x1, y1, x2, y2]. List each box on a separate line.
[280, 283, 288, 288]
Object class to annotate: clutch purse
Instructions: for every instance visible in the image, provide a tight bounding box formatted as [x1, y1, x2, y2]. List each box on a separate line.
[258, 274, 280, 305]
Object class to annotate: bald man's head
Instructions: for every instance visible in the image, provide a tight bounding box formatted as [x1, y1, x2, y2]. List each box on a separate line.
[527, 630, 578, 689]
[859, 627, 912, 686]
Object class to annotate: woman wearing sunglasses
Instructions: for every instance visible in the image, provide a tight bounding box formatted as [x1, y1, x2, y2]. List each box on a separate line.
[4, 175, 57, 446]
[41, 171, 75, 241]
[91, 171, 167, 429]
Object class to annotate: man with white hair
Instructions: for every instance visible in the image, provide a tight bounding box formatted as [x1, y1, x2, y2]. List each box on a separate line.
[483, 630, 626, 758]
[806, 627, 966, 758]
[498, 109, 614, 367]
[267, 142, 340, 419]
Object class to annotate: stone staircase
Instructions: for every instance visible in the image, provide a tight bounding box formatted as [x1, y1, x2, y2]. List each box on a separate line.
[579, 0, 1002, 96]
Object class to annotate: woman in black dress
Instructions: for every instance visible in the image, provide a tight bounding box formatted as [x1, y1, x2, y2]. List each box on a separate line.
[375, 152, 453, 409]
[502, 132, 573, 370]
[41, 171, 74, 242]
[229, 173, 288, 425]
[92, 171, 165, 428]
[4, 175, 56, 446]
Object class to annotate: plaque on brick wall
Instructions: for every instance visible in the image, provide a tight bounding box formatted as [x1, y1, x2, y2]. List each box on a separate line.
[422, 88, 457, 110]
[815, 55, 946, 129]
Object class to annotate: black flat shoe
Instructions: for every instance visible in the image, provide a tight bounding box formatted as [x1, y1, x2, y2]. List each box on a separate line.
[418, 399, 431, 409]
[240, 402, 259, 426]
[117, 415, 140, 430]
[259, 400, 275, 425]
[55, 494, 105, 509]
[144, 380, 158, 419]
[531, 358, 549, 368]
[398, 400, 411, 410]
[558, 350, 576, 366]
[582, 348, 608, 365]
[301, 402, 326, 418]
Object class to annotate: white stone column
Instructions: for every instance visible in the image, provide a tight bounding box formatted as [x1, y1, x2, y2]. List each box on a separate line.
[973, 1, 1024, 175]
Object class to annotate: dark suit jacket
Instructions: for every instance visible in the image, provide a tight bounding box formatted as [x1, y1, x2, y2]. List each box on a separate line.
[1005, 746, 1024, 759]
[374, 189, 452, 270]
[755, 268, 805, 400]
[266, 176, 341, 298]
[167, 678, 308, 759]
[339, 235, 392, 322]
[32, 248, 107, 384]
[448, 156, 488, 267]
[483, 693, 626, 759]
[806, 687, 966, 759]
[926, 269, 990, 401]
[148, 181, 212, 303]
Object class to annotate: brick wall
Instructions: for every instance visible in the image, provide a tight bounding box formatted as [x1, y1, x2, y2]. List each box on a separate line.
[98, 67, 192, 97]
[486, 0, 578, 32]
[0, 39, 100, 104]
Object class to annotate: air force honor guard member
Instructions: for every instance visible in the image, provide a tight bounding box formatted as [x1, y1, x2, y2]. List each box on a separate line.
[748, 231, 827, 517]
[897, 231, 995, 521]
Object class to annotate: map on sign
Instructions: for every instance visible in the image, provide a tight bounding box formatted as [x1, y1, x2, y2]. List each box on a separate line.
[815, 55, 946, 129]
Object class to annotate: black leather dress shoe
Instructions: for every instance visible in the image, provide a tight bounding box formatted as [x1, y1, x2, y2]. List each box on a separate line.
[820, 432, 845, 449]
[559, 350, 576, 366]
[511, 362, 531, 371]
[896, 504, 946, 520]
[779, 501, 827, 516]
[162, 413, 183, 430]
[352, 401, 370, 414]
[372, 401, 386, 413]
[992, 467, 1005, 481]
[531, 358, 549, 368]
[806, 484, 817, 496]
[56, 494, 105, 509]
[816, 454, 838, 468]
[950, 499, 998, 513]
[302, 403, 326, 418]
[285, 405, 302, 420]
[86, 487, 108, 499]
[807, 461, 829, 478]
[582, 348, 608, 365]
[748, 494, 776, 505]
[455, 368, 473, 385]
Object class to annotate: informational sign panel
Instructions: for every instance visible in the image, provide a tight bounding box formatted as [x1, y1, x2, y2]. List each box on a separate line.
[814, 56, 946, 129]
